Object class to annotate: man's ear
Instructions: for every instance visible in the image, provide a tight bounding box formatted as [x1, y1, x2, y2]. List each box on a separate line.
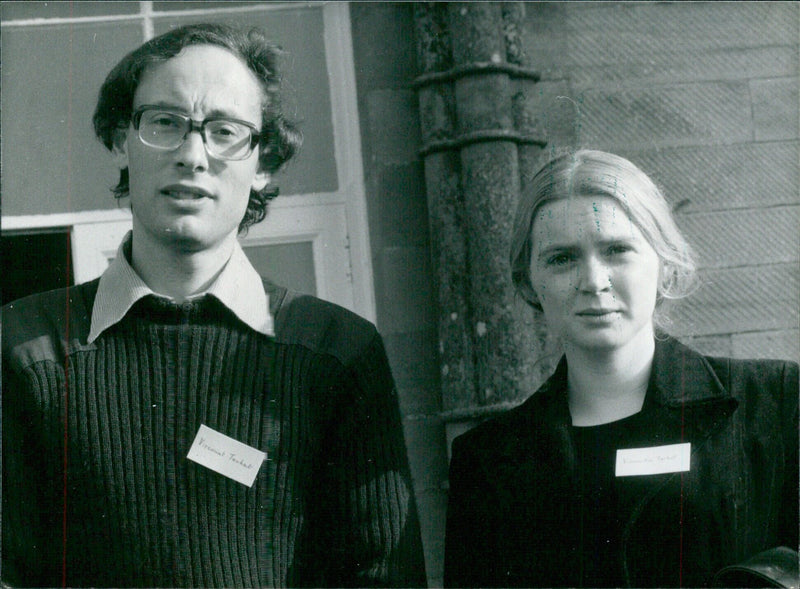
[110, 130, 129, 170]
[251, 168, 271, 193]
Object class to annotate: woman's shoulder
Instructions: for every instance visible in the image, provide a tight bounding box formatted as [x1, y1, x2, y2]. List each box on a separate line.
[703, 351, 799, 402]
[655, 336, 797, 396]
[654, 338, 798, 440]
[703, 351, 798, 377]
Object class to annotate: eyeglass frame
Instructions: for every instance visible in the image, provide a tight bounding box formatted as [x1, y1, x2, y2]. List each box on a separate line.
[131, 105, 263, 161]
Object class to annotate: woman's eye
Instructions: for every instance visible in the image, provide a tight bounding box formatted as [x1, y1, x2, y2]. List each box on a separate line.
[607, 243, 633, 256]
[546, 253, 574, 267]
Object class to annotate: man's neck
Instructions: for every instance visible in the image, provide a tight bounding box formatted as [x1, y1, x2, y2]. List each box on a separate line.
[130, 232, 237, 302]
[565, 328, 655, 426]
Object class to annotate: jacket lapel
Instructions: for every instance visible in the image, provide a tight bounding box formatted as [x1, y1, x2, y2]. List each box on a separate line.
[650, 336, 733, 407]
[622, 338, 740, 586]
[643, 337, 739, 460]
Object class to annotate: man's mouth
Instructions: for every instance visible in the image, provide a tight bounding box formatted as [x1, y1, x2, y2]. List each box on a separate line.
[160, 186, 213, 200]
[163, 190, 206, 200]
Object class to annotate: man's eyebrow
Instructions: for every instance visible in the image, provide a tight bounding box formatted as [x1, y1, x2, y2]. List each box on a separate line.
[134, 102, 254, 121]
[134, 101, 184, 112]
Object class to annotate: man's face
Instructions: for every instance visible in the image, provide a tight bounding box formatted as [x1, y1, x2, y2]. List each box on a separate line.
[112, 44, 269, 254]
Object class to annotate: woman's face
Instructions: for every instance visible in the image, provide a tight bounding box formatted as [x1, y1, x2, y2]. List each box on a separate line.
[529, 195, 661, 353]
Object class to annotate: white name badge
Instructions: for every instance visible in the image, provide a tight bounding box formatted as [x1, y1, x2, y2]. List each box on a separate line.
[187, 424, 266, 487]
[615, 442, 691, 477]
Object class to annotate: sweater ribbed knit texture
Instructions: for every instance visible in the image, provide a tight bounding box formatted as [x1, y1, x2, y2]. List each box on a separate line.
[2, 281, 425, 587]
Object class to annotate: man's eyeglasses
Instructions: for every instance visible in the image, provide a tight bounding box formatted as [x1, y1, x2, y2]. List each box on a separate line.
[132, 106, 262, 161]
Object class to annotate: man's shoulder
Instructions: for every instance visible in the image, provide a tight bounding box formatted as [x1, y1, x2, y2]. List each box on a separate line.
[3, 280, 98, 331]
[2, 280, 99, 363]
[263, 279, 380, 366]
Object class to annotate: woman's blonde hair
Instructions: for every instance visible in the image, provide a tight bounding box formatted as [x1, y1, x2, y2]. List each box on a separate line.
[510, 149, 697, 329]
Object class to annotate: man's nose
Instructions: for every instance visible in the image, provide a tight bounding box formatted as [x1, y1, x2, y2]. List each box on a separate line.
[175, 129, 209, 171]
[577, 255, 611, 293]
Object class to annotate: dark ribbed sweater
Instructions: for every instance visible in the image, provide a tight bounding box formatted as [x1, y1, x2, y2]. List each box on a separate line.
[2, 279, 426, 588]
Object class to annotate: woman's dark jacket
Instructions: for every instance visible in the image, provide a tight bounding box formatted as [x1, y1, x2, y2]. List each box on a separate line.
[444, 337, 798, 587]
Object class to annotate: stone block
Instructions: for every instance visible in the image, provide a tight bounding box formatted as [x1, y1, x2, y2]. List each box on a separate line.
[733, 329, 800, 363]
[752, 78, 799, 142]
[414, 488, 448, 587]
[403, 418, 449, 493]
[520, 2, 570, 81]
[376, 163, 430, 248]
[384, 330, 442, 416]
[669, 263, 799, 337]
[563, 3, 798, 88]
[366, 89, 422, 165]
[678, 334, 733, 359]
[578, 82, 752, 150]
[569, 47, 798, 91]
[631, 142, 799, 213]
[676, 206, 799, 269]
[377, 246, 436, 334]
[514, 79, 578, 147]
[350, 2, 418, 90]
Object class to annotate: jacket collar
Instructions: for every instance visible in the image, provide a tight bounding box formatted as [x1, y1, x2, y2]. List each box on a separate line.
[648, 335, 733, 408]
[524, 336, 737, 424]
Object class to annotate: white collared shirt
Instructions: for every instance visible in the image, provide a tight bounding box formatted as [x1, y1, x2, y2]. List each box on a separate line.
[88, 231, 274, 343]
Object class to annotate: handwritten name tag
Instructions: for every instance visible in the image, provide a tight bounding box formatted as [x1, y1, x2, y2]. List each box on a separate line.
[615, 442, 691, 477]
[187, 424, 266, 487]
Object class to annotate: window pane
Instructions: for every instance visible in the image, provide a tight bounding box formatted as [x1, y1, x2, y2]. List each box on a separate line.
[1, 22, 142, 216]
[243, 241, 316, 296]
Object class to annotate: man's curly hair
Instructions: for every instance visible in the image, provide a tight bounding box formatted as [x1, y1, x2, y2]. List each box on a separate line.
[92, 23, 302, 232]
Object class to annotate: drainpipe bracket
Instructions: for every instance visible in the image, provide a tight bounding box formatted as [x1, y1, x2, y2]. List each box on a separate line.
[420, 129, 546, 157]
[413, 61, 541, 89]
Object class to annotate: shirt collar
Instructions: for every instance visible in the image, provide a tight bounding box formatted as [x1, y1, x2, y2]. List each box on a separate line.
[88, 231, 274, 343]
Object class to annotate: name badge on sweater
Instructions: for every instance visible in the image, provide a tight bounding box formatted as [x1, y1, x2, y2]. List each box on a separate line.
[187, 424, 266, 487]
[615, 442, 691, 477]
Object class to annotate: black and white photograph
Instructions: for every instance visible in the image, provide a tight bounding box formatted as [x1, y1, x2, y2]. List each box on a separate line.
[1, 2, 798, 587]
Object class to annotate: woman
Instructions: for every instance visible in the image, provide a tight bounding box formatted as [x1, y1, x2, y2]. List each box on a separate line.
[444, 150, 798, 588]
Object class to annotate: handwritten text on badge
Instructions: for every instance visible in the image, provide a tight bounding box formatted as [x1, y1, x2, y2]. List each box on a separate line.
[615, 442, 691, 477]
[187, 424, 266, 487]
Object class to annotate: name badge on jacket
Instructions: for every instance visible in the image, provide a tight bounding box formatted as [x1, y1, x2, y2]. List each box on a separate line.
[615, 442, 691, 477]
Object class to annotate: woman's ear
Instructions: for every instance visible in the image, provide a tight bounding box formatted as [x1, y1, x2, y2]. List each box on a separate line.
[657, 261, 673, 301]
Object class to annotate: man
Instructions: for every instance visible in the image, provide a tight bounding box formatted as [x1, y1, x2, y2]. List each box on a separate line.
[2, 23, 426, 587]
